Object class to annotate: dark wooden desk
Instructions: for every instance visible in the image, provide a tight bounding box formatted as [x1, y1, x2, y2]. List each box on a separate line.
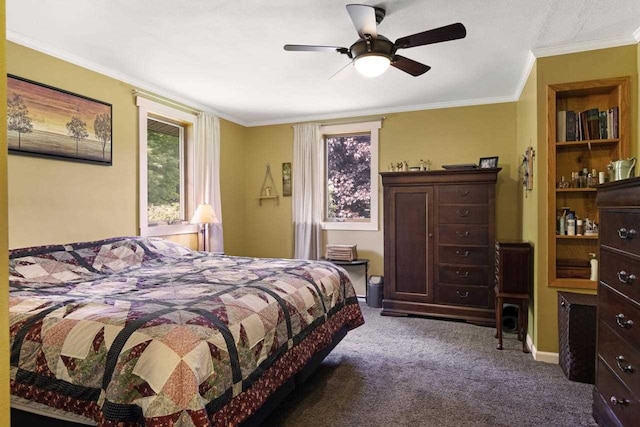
[495, 241, 533, 353]
[321, 258, 369, 297]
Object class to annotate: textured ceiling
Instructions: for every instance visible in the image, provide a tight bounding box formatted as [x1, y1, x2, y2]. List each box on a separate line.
[7, 0, 640, 126]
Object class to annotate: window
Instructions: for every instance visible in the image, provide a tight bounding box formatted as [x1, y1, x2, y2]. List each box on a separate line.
[321, 121, 380, 231]
[137, 97, 196, 236]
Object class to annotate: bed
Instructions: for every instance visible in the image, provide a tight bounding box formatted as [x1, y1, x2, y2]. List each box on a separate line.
[8, 237, 364, 426]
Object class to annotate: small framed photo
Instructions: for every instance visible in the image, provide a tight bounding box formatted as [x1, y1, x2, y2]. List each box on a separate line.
[478, 156, 498, 168]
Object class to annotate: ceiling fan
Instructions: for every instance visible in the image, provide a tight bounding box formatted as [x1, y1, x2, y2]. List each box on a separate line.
[283, 4, 466, 78]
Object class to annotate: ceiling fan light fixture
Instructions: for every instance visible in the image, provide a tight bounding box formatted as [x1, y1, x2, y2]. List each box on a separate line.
[354, 54, 391, 77]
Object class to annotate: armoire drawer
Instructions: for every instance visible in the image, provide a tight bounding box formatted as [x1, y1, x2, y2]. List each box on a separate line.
[600, 248, 640, 304]
[599, 285, 640, 349]
[438, 265, 487, 285]
[438, 245, 488, 266]
[438, 185, 488, 204]
[600, 211, 640, 255]
[436, 284, 488, 307]
[598, 321, 640, 399]
[438, 225, 488, 245]
[596, 359, 638, 427]
[438, 205, 488, 225]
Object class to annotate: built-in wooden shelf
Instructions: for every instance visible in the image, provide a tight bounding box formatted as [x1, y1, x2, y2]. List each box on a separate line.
[556, 138, 619, 148]
[549, 278, 597, 290]
[547, 76, 629, 291]
[556, 188, 597, 193]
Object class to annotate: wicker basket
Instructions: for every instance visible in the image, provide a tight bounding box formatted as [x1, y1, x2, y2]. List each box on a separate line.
[558, 291, 597, 384]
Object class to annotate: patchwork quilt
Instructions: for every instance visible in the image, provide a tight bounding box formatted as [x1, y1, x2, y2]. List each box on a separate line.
[9, 237, 364, 426]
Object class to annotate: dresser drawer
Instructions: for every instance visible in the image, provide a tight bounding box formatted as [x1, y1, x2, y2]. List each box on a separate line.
[600, 248, 640, 304]
[601, 211, 640, 255]
[596, 359, 638, 426]
[599, 285, 640, 349]
[438, 185, 488, 205]
[436, 284, 488, 307]
[438, 205, 488, 225]
[439, 245, 488, 266]
[598, 321, 640, 399]
[439, 225, 488, 245]
[438, 265, 487, 285]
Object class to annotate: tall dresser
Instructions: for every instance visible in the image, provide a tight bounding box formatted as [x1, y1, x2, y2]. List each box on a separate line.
[593, 176, 640, 426]
[380, 168, 500, 325]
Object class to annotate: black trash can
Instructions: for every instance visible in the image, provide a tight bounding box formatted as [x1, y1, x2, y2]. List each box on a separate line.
[367, 276, 383, 308]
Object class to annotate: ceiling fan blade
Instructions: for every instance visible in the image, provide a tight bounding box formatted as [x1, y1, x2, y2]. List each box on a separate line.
[395, 23, 466, 49]
[329, 61, 355, 80]
[391, 55, 431, 76]
[346, 4, 378, 38]
[284, 44, 347, 53]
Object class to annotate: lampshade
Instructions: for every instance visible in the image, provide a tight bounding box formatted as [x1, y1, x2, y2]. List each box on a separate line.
[354, 54, 391, 78]
[190, 203, 218, 224]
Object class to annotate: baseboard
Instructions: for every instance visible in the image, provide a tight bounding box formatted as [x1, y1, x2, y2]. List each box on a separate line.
[526, 334, 559, 364]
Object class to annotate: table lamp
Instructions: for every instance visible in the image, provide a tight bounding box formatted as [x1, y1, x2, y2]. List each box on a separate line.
[190, 203, 218, 252]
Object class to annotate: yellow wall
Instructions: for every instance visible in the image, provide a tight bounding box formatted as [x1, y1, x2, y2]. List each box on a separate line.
[516, 62, 539, 344]
[531, 45, 639, 353]
[6, 43, 246, 253]
[220, 120, 248, 256]
[1, 1, 11, 423]
[7, 42, 138, 247]
[243, 103, 521, 277]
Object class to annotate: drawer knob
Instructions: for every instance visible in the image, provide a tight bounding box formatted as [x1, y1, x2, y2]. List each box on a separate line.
[610, 396, 629, 406]
[615, 313, 634, 329]
[456, 290, 469, 298]
[456, 210, 470, 217]
[455, 270, 469, 278]
[616, 355, 635, 373]
[456, 190, 470, 197]
[617, 271, 637, 284]
[455, 250, 470, 258]
[456, 230, 470, 237]
[618, 228, 637, 240]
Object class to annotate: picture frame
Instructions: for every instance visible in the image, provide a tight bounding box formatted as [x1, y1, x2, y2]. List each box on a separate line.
[478, 156, 499, 169]
[7, 74, 113, 165]
[282, 162, 292, 197]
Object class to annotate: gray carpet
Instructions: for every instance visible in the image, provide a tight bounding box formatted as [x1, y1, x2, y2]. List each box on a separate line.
[264, 303, 596, 427]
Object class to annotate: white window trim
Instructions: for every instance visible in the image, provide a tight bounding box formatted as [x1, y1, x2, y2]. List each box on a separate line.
[320, 120, 380, 231]
[137, 97, 197, 237]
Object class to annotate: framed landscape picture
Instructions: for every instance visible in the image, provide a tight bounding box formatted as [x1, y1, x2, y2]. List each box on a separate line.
[7, 74, 112, 165]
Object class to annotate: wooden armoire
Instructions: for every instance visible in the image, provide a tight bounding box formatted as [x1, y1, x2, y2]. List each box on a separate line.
[380, 168, 501, 325]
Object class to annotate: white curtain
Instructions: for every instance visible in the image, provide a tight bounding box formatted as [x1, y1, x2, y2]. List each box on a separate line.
[195, 113, 224, 252]
[292, 122, 323, 259]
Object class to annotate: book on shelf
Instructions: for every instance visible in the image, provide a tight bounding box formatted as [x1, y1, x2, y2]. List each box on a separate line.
[586, 108, 599, 140]
[599, 111, 608, 139]
[556, 110, 566, 142]
[559, 107, 618, 142]
[566, 111, 577, 141]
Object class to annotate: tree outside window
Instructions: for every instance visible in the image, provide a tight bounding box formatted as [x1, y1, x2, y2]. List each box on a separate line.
[326, 133, 371, 221]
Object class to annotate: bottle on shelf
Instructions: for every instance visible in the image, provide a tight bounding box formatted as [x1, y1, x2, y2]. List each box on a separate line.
[589, 253, 598, 281]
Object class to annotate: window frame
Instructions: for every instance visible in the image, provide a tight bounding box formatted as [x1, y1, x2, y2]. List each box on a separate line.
[320, 120, 380, 231]
[137, 97, 197, 237]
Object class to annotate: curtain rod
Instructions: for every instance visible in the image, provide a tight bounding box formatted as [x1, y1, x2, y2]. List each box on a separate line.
[132, 89, 201, 114]
[291, 116, 386, 128]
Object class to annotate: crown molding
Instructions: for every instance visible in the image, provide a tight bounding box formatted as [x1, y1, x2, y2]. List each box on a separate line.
[513, 52, 536, 101]
[245, 95, 515, 127]
[6, 30, 247, 126]
[532, 35, 637, 58]
[634, 26, 640, 42]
